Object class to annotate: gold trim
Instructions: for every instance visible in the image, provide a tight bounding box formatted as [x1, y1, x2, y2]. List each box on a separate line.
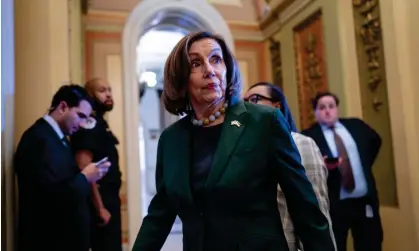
[293, 9, 326, 129]
[268, 37, 283, 88]
[353, 0, 384, 110]
[352, 0, 397, 206]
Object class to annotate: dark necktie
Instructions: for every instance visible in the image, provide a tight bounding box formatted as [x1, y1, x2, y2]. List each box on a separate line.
[330, 126, 355, 191]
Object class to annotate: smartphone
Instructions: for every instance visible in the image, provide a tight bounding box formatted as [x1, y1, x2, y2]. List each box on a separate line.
[325, 157, 339, 164]
[95, 157, 109, 166]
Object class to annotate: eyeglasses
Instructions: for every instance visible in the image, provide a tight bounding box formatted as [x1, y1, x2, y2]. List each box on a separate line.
[244, 94, 273, 104]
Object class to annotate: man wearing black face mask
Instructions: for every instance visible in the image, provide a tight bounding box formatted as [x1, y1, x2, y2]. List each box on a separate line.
[71, 78, 123, 251]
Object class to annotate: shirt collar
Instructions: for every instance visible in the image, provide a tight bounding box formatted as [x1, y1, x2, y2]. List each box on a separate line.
[43, 115, 65, 139]
[320, 120, 342, 131]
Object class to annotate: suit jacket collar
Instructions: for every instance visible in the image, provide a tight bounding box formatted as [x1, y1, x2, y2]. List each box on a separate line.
[205, 101, 248, 188]
[36, 118, 68, 148]
[171, 101, 249, 205]
[310, 123, 333, 157]
[309, 119, 357, 157]
[43, 115, 65, 139]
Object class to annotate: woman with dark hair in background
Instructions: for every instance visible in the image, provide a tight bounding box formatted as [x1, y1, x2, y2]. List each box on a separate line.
[245, 82, 336, 251]
[132, 32, 335, 251]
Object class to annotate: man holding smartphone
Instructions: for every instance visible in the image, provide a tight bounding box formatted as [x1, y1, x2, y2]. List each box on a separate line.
[71, 78, 123, 251]
[14, 84, 110, 251]
[302, 92, 383, 251]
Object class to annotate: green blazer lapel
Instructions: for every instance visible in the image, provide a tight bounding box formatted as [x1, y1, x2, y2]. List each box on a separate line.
[170, 119, 195, 205]
[206, 101, 249, 188]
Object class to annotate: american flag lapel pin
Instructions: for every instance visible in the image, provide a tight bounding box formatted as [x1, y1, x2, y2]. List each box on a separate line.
[231, 120, 241, 127]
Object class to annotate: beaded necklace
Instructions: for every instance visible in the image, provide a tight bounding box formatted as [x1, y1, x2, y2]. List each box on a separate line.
[191, 103, 228, 127]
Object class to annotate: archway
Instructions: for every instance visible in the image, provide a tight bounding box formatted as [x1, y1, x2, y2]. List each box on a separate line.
[122, 0, 234, 248]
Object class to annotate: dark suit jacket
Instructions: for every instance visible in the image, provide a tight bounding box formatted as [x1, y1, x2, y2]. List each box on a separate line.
[133, 101, 335, 251]
[14, 118, 92, 251]
[301, 118, 382, 211]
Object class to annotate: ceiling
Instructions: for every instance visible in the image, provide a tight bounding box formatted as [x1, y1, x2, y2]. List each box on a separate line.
[88, 0, 258, 24]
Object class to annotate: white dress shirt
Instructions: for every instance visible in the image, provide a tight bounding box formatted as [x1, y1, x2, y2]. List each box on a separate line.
[43, 115, 66, 145]
[320, 121, 368, 199]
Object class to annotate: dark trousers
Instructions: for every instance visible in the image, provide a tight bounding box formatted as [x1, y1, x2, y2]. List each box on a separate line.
[91, 202, 123, 251]
[332, 197, 383, 251]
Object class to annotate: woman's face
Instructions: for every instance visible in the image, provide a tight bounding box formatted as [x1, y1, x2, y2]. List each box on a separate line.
[187, 38, 227, 107]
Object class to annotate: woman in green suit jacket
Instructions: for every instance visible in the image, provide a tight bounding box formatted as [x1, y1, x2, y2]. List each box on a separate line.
[132, 31, 335, 251]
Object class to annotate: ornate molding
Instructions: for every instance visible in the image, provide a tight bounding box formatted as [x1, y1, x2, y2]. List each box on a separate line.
[301, 31, 322, 125]
[293, 10, 327, 129]
[260, 0, 313, 39]
[269, 37, 283, 88]
[353, 0, 384, 111]
[304, 32, 322, 81]
[352, 0, 397, 207]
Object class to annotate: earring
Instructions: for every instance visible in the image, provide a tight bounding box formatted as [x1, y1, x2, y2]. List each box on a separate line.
[228, 83, 234, 96]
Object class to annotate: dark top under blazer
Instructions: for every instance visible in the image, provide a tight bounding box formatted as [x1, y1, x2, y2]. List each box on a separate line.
[132, 101, 335, 251]
[14, 118, 91, 251]
[301, 118, 382, 211]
